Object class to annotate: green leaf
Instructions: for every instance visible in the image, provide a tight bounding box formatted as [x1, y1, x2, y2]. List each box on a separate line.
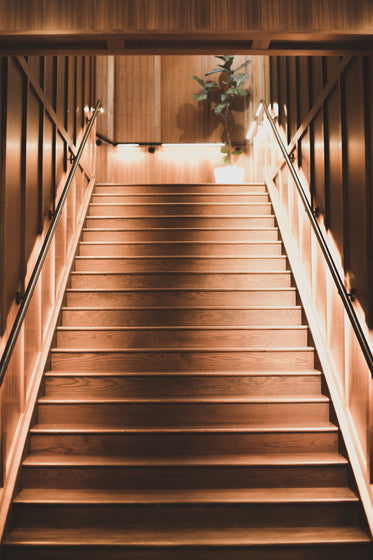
[232, 60, 251, 73]
[192, 92, 208, 101]
[214, 103, 227, 115]
[220, 153, 231, 166]
[205, 67, 225, 76]
[204, 80, 217, 90]
[190, 75, 206, 87]
[216, 55, 234, 70]
[234, 72, 250, 87]
[235, 89, 249, 96]
[232, 147, 243, 156]
[220, 144, 230, 154]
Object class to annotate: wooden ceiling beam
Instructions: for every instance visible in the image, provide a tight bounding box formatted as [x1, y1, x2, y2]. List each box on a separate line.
[0, 0, 372, 55]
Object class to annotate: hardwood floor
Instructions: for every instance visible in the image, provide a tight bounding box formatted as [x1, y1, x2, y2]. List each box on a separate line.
[3, 182, 372, 559]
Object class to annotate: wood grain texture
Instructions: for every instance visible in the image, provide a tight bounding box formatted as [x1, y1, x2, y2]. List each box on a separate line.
[0, 0, 372, 56]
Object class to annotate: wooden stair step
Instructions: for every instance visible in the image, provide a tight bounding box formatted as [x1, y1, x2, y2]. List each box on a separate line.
[14, 486, 357, 504]
[37, 397, 330, 426]
[93, 183, 268, 194]
[90, 192, 270, 203]
[87, 202, 274, 217]
[44, 371, 323, 398]
[22, 451, 349, 467]
[10, 498, 361, 531]
[50, 347, 315, 373]
[82, 227, 280, 242]
[4, 530, 371, 560]
[73, 255, 288, 272]
[21, 452, 350, 490]
[84, 215, 276, 228]
[29, 425, 340, 456]
[5, 525, 370, 545]
[61, 306, 302, 326]
[65, 288, 298, 307]
[56, 326, 309, 349]
[70, 271, 293, 289]
[78, 241, 283, 256]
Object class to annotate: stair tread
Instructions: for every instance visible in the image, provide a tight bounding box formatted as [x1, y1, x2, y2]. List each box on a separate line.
[83, 227, 278, 231]
[75, 255, 285, 259]
[13, 487, 358, 504]
[44, 370, 322, 377]
[57, 325, 308, 331]
[38, 396, 327, 404]
[31, 423, 338, 433]
[50, 347, 314, 353]
[79, 241, 281, 245]
[23, 452, 349, 467]
[62, 305, 300, 310]
[7, 525, 369, 547]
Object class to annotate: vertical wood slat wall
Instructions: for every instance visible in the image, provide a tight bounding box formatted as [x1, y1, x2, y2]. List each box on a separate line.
[0, 55, 95, 336]
[255, 54, 373, 497]
[269, 55, 373, 329]
[0, 55, 95, 497]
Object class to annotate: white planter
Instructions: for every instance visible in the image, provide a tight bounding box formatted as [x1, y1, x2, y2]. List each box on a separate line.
[214, 165, 245, 184]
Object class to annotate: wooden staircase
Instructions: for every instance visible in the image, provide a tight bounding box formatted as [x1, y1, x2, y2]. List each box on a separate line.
[3, 182, 372, 559]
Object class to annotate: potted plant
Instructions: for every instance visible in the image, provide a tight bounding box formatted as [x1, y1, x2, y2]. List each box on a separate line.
[191, 55, 250, 183]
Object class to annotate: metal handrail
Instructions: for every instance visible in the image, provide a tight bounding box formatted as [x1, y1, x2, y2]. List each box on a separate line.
[259, 98, 373, 378]
[0, 99, 102, 386]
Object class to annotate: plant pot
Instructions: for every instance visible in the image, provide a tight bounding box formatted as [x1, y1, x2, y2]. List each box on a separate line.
[214, 165, 245, 184]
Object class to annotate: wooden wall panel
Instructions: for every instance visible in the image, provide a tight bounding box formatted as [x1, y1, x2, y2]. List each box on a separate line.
[114, 56, 157, 143]
[55, 57, 65, 123]
[44, 56, 56, 110]
[76, 56, 83, 136]
[343, 57, 368, 309]
[297, 57, 310, 123]
[269, 56, 278, 111]
[278, 57, 288, 139]
[310, 56, 324, 105]
[325, 84, 343, 254]
[288, 57, 298, 141]
[25, 88, 41, 262]
[162, 55, 205, 142]
[312, 108, 325, 214]
[66, 56, 75, 141]
[42, 113, 53, 219]
[3, 58, 23, 319]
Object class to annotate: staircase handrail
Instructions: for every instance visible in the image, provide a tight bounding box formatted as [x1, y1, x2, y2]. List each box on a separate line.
[259, 98, 373, 378]
[0, 99, 102, 386]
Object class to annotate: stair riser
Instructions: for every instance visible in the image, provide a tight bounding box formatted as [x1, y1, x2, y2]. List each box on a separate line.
[12, 502, 359, 530]
[87, 204, 273, 217]
[61, 308, 301, 327]
[85, 217, 276, 228]
[38, 402, 329, 426]
[21, 464, 349, 490]
[30, 432, 339, 457]
[66, 289, 297, 307]
[69, 272, 293, 289]
[44, 374, 322, 399]
[50, 349, 315, 373]
[78, 242, 283, 256]
[4, 544, 372, 560]
[82, 229, 279, 242]
[91, 194, 270, 203]
[56, 327, 308, 349]
[73, 257, 288, 273]
[94, 184, 268, 194]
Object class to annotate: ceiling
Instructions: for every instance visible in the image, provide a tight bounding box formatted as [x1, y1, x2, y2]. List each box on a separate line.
[0, 0, 372, 56]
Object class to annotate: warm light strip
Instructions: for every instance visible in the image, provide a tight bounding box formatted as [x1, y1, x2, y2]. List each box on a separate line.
[162, 143, 225, 147]
[116, 143, 140, 148]
[246, 121, 257, 140]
